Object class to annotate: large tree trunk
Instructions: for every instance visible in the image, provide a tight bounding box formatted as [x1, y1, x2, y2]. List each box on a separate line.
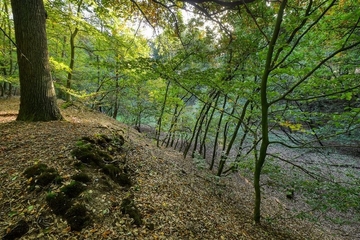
[11, 0, 63, 121]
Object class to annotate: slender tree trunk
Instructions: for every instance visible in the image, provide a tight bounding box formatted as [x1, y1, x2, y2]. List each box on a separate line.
[184, 102, 207, 158]
[65, 27, 78, 102]
[61, 36, 66, 59]
[65, 0, 82, 102]
[254, 0, 287, 223]
[1, 0, 14, 98]
[156, 80, 170, 147]
[191, 93, 215, 158]
[112, 58, 120, 119]
[11, 0, 63, 121]
[217, 100, 250, 176]
[166, 104, 179, 147]
[210, 95, 227, 170]
[200, 93, 220, 159]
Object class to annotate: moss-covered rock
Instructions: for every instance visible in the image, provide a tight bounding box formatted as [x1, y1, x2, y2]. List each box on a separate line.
[65, 204, 90, 231]
[61, 181, 86, 198]
[46, 192, 72, 216]
[121, 194, 142, 226]
[116, 173, 132, 187]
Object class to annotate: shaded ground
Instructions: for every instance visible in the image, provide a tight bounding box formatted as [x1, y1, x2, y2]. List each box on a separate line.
[0, 97, 343, 239]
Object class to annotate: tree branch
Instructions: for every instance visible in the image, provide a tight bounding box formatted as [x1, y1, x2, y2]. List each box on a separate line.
[269, 40, 360, 105]
[181, 0, 257, 8]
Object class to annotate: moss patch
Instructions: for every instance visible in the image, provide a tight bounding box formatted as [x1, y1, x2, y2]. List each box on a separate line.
[121, 194, 142, 226]
[71, 142, 103, 165]
[72, 134, 132, 188]
[36, 172, 62, 187]
[61, 181, 86, 198]
[71, 173, 91, 183]
[24, 163, 62, 191]
[2, 219, 29, 240]
[24, 163, 48, 178]
[64, 204, 91, 231]
[46, 192, 72, 216]
[102, 164, 132, 187]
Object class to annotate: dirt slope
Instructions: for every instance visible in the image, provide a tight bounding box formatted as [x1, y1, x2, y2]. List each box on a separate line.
[0, 97, 341, 239]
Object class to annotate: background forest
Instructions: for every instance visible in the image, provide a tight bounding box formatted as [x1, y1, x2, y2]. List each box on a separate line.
[1, 0, 360, 236]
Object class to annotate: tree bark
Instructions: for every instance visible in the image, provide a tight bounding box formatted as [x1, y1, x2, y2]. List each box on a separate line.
[11, 0, 63, 121]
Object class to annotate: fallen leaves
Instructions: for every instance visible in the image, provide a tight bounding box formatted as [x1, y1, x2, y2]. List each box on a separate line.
[0, 97, 341, 240]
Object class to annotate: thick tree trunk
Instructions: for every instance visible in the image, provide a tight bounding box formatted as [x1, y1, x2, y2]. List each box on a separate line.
[11, 0, 63, 121]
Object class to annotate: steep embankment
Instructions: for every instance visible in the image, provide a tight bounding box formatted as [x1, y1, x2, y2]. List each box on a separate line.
[0, 97, 339, 239]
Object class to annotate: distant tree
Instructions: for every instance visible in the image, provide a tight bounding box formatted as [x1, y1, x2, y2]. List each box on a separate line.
[11, 0, 63, 121]
[0, 0, 17, 97]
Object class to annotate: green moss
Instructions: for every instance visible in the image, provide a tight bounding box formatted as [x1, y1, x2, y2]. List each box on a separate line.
[36, 172, 61, 187]
[25, 164, 62, 192]
[24, 163, 48, 178]
[97, 150, 113, 162]
[71, 142, 102, 165]
[117, 135, 125, 147]
[94, 134, 112, 146]
[121, 194, 142, 226]
[61, 102, 73, 109]
[102, 164, 120, 177]
[116, 173, 132, 187]
[80, 136, 95, 144]
[2, 219, 29, 240]
[102, 164, 132, 187]
[73, 162, 85, 170]
[65, 204, 90, 231]
[46, 192, 71, 215]
[71, 173, 91, 183]
[61, 181, 86, 198]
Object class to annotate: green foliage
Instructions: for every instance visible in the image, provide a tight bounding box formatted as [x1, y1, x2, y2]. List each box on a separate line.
[301, 179, 360, 214]
[192, 153, 207, 170]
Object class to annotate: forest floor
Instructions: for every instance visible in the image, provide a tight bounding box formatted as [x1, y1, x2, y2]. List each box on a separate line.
[0, 97, 351, 240]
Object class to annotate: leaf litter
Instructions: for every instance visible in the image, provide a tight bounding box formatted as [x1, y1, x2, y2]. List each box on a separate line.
[0, 97, 344, 239]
